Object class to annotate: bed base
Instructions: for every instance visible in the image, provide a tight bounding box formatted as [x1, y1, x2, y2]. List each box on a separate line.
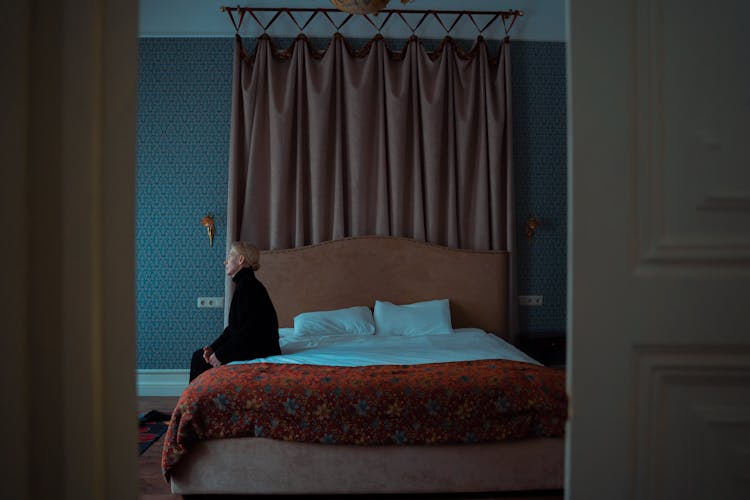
[171, 437, 564, 495]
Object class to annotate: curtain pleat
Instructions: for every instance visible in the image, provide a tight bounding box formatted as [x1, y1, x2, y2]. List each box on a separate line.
[227, 34, 518, 342]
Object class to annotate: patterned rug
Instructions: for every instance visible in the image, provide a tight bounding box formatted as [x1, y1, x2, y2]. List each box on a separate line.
[138, 410, 171, 455]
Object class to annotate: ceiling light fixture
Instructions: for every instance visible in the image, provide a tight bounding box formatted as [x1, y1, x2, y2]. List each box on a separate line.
[330, 0, 414, 15]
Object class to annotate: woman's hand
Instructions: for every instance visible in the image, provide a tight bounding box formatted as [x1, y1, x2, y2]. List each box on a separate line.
[202, 346, 214, 363]
[208, 353, 222, 368]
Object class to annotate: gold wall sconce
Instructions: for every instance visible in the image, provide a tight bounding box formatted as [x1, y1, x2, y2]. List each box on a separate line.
[200, 214, 216, 247]
[526, 215, 540, 242]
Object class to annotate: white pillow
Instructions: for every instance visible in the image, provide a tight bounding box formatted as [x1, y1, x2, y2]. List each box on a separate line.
[373, 299, 453, 336]
[278, 327, 296, 337]
[293, 306, 375, 337]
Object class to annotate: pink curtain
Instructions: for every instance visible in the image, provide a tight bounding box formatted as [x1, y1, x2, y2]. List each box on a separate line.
[226, 34, 518, 340]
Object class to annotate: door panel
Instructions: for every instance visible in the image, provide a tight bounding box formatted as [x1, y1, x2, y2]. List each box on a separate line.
[568, 0, 750, 498]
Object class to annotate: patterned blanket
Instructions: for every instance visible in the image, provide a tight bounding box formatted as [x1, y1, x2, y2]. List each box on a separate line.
[162, 359, 566, 479]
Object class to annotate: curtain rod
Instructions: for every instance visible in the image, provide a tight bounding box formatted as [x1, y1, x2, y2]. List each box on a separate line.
[219, 6, 523, 38]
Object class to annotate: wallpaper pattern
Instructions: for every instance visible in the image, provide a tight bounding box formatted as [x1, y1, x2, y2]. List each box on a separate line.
[512, 42, 567, 334]
[136, 38, 566, 369]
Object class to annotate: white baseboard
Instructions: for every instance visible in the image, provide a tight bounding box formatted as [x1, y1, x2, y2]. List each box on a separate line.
[137, 369, 189, 396]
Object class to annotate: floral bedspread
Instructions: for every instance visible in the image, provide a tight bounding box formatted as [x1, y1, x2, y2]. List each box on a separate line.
[162, 360, 566, 480]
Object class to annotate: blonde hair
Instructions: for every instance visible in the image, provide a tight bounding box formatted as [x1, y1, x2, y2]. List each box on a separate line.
[231, 242, 261, 271]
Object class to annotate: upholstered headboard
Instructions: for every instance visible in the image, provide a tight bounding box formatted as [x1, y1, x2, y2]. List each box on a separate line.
[256, 236, 509, 339]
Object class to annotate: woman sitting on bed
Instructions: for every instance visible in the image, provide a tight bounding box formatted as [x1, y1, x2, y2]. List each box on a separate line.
[189, 242, 281, 382]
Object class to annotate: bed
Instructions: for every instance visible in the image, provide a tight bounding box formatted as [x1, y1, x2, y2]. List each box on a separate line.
[164, 236, 566, 495]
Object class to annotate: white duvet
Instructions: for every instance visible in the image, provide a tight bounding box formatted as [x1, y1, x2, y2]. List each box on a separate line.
[230, 328, 541, 367]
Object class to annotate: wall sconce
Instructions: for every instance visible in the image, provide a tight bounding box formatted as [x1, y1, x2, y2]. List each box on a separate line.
[200, 214, 216, 247]
[526, 215, 540, 242]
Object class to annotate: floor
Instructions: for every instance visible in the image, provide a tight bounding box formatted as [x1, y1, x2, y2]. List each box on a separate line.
[137, 396, 563, 500]
[139, 396, 179, 500]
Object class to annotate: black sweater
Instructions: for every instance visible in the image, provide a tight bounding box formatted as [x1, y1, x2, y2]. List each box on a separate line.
[209, 267, 281, 363]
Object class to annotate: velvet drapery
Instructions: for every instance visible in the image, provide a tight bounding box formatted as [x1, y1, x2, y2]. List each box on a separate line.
[226, 34, 518, 341]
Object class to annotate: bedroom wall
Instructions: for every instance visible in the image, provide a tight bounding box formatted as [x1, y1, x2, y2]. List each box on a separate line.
[136, 37, 566, 369]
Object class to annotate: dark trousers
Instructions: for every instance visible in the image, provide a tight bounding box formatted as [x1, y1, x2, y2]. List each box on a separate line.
[189, 348, 212, 382]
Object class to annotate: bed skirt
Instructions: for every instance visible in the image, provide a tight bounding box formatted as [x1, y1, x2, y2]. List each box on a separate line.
[170, 436, 564, 495]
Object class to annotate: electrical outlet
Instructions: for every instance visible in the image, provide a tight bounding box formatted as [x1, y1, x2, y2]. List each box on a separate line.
[197, 297, 224, 308]
[519, 295, 543, 306]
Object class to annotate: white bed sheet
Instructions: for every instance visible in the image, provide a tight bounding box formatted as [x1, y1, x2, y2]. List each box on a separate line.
[230, 329, 540, 367]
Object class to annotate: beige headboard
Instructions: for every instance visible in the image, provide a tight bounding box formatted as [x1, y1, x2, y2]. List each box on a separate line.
[257, 236, 509, 339]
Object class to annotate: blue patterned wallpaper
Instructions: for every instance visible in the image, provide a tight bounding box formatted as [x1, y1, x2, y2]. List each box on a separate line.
[136, 38, 567, 369]
[137, 38, 234, 369]
[512, 42, 567, 334]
